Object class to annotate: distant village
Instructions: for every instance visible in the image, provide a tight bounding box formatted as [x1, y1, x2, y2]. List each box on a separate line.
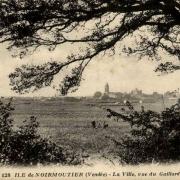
[11, 83, 180, 104]
[92, 83, 180, 103]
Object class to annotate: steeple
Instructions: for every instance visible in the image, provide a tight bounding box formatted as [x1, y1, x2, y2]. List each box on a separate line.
[105, 83, 109, 94]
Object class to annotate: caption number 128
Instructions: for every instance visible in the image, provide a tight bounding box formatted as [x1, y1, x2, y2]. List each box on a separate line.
[1, 173, 11, 178]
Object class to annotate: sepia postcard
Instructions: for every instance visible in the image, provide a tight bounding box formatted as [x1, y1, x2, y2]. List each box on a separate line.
[0, 0, 179, 179]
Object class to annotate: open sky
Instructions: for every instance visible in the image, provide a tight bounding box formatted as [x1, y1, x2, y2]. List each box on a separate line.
[0, 43, 180, 97]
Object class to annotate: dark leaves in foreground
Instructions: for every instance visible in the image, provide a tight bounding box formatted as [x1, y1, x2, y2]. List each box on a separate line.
[9, 58, 89, 95]
[9, 62, 63, 94]
[107, 101, 180, 164]
[0, 99, 82, 165]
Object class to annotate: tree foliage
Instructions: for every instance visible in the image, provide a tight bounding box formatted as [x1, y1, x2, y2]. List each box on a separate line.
[0, 0, 179, 94]
[93, 91, 102, 98]
[0, 98, 82, 165]
[107, 101, 180, 164]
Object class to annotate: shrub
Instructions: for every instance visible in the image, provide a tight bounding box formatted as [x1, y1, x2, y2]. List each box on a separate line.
[107, 101, 180, 164]
[0, 98, 82, 166]
[93, 91, 102, 99]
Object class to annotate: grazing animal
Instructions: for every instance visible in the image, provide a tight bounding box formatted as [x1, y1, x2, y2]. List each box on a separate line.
[103, 122, 108, 129]
[91, 121, 96, 128]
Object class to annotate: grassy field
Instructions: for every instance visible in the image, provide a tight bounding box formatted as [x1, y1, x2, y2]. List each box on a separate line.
[10, 97, 177, 163]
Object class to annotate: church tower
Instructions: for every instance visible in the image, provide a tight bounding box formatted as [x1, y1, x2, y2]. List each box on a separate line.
[105, 83, 109, 95]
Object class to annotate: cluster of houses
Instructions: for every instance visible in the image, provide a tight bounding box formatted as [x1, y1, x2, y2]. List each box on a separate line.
[93, 83, 180, 103]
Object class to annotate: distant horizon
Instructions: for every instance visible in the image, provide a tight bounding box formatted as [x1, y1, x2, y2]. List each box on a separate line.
[1, 44, 180, 97]
[2, 87, 179, 98]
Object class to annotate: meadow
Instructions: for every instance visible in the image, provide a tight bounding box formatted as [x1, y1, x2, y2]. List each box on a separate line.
[11, 97, 177, 164]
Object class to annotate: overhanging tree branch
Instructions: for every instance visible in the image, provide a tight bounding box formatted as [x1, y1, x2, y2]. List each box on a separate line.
[0, 0, 179, 95]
